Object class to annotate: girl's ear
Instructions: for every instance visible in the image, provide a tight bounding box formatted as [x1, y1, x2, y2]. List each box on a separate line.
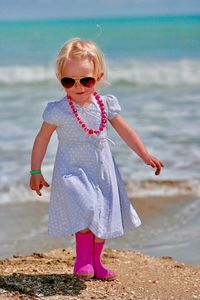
[97, 72, 104, 82]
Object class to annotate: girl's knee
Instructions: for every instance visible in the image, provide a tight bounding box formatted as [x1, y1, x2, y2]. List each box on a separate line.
[78, 228, 91, 233]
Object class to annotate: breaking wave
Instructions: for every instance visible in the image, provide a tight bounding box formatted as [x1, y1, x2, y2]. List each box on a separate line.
[1, 58, 200, 87]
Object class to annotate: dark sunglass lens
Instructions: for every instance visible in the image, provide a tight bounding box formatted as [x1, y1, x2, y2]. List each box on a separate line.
[80, 77, 95, 88]
[61, 78, 75, 88]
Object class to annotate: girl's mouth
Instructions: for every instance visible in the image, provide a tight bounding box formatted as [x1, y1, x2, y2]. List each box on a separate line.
[76, 92, 85, 95]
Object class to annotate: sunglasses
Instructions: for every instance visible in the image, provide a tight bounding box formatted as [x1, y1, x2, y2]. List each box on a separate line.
[61, 76, 96, 89]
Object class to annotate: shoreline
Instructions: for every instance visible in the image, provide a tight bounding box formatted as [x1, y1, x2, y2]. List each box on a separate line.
[0, 247, 200, 299]
[1, 193, 200, 264]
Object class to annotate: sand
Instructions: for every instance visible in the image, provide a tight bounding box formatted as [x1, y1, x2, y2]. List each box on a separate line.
[0, 247, 200, 300]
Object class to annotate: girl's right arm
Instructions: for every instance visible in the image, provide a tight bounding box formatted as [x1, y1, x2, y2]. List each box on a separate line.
[29, 121, 57, 196]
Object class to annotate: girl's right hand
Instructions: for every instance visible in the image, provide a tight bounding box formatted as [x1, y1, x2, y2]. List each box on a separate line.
[29, 174, 49, 196]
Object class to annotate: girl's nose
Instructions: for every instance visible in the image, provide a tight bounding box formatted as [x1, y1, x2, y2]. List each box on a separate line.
[74, 80, 82, 88]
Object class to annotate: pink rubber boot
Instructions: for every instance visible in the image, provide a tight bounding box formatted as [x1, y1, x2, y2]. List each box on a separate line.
[93, 239, 116, 280]
[73, 231, 94, 279]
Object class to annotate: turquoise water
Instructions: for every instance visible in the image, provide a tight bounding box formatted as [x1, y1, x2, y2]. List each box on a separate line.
[1, 15, 200, 262]
[0, 15, 200, 65]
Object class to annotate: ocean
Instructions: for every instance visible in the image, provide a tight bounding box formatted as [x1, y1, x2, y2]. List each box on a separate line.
[1, 15, 200, 263]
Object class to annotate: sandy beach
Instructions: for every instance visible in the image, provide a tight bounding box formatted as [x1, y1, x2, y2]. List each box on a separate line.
[0, 247, 200, 300]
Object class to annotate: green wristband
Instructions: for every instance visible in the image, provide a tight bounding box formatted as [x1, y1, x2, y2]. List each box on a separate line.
[30, 169, 41, 175]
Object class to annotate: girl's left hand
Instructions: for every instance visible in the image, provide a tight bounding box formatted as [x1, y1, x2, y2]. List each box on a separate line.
[143, 154, 164, 175]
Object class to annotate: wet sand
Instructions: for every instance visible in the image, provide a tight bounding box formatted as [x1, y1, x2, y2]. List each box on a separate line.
[0, 247, 200, 299]
[1, 191, 200, 264]
[0, 197, 164, 259]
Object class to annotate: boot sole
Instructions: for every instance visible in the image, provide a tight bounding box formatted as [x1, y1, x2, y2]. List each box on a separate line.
[74, 272, 94, 279]
[94, 275, 116, 281]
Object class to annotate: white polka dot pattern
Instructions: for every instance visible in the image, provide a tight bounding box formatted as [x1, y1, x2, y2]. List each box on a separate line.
[42, 94, 141, 239]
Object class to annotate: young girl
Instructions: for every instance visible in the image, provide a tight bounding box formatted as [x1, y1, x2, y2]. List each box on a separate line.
[30, 37, 164, 281]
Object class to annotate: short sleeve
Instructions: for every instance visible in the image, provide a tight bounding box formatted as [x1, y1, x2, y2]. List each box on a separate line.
[105, 95, 121, 120]
[42, 102, 59, 126]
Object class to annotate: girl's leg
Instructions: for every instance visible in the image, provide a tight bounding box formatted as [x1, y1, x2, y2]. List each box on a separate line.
[73, 228, 94, 278]
[93, 235, 116, 280]
[79, 228, 91, 233]
[94, 236, 104, 243]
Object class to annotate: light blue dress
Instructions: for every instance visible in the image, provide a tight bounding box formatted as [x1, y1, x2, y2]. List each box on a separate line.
[42, 94, 141, 239]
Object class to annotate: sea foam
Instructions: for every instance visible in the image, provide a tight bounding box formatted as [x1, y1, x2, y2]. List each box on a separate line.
[1, 58, 200, 87]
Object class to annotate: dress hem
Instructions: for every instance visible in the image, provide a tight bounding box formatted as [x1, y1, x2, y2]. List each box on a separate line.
[47, 220, 142, 240]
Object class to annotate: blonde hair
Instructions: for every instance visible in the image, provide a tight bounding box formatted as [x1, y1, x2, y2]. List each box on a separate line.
[56, 37, 107, 81]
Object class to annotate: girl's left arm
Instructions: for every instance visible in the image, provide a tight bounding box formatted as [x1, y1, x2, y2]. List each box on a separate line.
[109, 115, 164, 175]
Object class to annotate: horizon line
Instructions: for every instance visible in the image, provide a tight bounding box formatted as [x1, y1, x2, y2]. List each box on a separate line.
[0, 13, 200, 23]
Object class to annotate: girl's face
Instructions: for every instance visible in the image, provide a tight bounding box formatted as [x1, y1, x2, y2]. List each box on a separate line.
[60, 58, 101, 104]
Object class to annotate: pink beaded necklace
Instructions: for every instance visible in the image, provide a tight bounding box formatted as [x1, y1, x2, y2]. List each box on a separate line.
[67, 91, 107, 135]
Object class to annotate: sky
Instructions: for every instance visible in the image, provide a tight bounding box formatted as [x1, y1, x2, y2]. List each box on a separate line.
[0, 0, 200, 20]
